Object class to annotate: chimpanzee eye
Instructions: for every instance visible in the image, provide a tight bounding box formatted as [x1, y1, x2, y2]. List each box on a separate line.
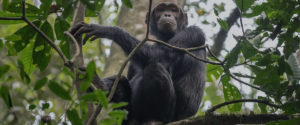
[156, 8, 164, 12]
[171, 8, 178, 12]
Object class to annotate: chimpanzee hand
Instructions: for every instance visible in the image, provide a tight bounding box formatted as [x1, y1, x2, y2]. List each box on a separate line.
[70, 22, 104, 44]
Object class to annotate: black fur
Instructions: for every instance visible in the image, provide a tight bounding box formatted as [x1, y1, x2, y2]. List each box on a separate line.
[71, 5, 206, 124]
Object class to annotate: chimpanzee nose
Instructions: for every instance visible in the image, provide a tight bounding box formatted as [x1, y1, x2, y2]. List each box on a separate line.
[164, 13, 171, 17]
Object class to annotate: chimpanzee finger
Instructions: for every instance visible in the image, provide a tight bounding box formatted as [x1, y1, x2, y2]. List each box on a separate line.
[83, 32, 95, 44]
[74, 25, 93, 37]
[70, 21, 87, 34]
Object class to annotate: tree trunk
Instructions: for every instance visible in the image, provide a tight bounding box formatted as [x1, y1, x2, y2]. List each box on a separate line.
[103, 0, 150, 77]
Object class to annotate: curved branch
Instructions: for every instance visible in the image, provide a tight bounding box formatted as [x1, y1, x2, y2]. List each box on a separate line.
[147, 39, 222, 65]
[206, 99, 281, 114]
[64, 31, 80, 63]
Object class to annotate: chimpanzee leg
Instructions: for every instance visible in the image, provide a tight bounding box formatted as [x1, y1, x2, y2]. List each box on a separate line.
[91, 75, 131, 104]
[131, 62, 176, 123]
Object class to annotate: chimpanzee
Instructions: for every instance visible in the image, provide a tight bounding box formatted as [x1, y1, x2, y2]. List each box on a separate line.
[71, 0, 206, 124]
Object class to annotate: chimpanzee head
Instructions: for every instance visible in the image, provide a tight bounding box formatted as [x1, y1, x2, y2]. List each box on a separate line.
[146, 0, 188, 41]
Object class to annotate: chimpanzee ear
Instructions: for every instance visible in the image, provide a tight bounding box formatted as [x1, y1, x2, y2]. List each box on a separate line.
[145, 12, 149, 24]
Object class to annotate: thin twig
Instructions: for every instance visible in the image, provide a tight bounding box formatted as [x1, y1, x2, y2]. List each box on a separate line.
[64, 31, 80, 62]
[206, 99, 281, 113]
[206, 45, 222, 63]
[186, 45, 207, 51]
[86, 1, 154, 124]
[0, 17, 23, 20]
[239, 0, 245, 36]
[147, 39, 222, 65]
[229, 73, 267, 93]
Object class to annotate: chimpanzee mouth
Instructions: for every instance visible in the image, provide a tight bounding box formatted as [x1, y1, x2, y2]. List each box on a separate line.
[163, 21, 175, 24]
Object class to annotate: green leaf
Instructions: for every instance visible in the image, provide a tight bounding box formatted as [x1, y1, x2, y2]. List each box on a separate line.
[257, 96, 268, 113]
[234, 0, 255, 12]
[66, 109, 82, 125]
[108, 110, 128, 125]
[95, 89, 109, 108]
[62, 2, 73, 18]
[7, 20, 40, 52]
[80, 93, 100, 102]
[7, 2, 40, 14]
[100, 118, 114, 125]
[244, 3, 266, 18]
[55, 18, 70, 41]
[62, 67, 74, 79]
[29, 104, 36, 110]
[0, 64, 10, 78]
[48, 81, 72, 100]
[278, 57, 293, 76]
[122, 0, 133, 8]
[254, 66, 281, 90]
[17, 60, 31, 83]
[111, 102, 128, 109]
[0, 85, 13, 108]
[80, 61, 96, 91]
[41, 102, 50, 110]
[40, 0, 52, 19]
[222, 75, 242, 112]
[33, 21, 53, 71]
[282, 101, 300, 114]
[241, 40, 258, 59]
[225, 43, 241, 69]
[20, 40, 36, 75]
[5, 41, 17, 56]
[283, 38, 294, 60]
[217, 18, 228, 31]
[55, 18, 70, 59]
[206, 64, 223, 82]
[81, 89, 109, 108]
[213, 8, 219, 16]
[34, 77, 48, 90]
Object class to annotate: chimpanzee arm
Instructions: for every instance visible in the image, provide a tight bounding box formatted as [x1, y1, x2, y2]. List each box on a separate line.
[71, 22, 153, 65]
[168, 26, 205, 48]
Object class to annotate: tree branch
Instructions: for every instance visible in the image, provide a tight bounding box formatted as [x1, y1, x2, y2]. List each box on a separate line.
[206, 99, 281, 114]
[168, 114, 293, 125]
[147, 39, 222, 65]
[0, 17, 23, 20]
[64, 31, 80, 63]
[19, 1, 69, 65]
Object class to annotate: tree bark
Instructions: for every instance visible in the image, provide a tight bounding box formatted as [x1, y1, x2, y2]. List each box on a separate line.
[103, 0, 150, 77]
[211, 8, 240, 57]
[168, 114, 291, 125]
